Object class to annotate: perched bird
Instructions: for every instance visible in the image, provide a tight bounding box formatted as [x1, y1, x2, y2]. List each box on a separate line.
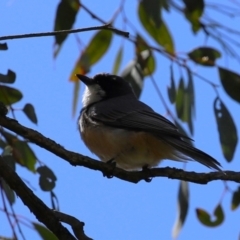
[77, 73, 221, 171]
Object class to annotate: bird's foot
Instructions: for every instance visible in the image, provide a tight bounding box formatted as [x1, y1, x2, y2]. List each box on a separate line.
[142, 165, 152, 183]
[103, 158, 116, 178]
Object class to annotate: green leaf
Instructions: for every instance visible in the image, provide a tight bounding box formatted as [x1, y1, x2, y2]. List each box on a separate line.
[168, 64, 176, 104]
[1, 150, 15, 171]
[121, 60, 144, 99]
[70, 29, 113, 81]
[172, 181, 189, 238]
[186, 68, 195, 134]
[218, 67, 240, 103]
[0, 86, 23, 105]
[54, 0, 80, 57]
[84, 30, 113, 66]
[112, 46, 123, 75]
[0, 140, 7, 149]
[196, 204, 224, 227]
[183, 0, 204, 33]
[135, 35, 156, 76]
[3, 132, 37, 171]
[33, 222, 58, 240]
[1, 149, 16, 205]
[70, 29, 112, 115]
[232, 186, 240, 210]
[141, 0, 162, 27]
[72, 80, 80, 117]
[0, 43, 8, 50]
[14, 141, 37, 171]
[37, 166, 57, 192]
[1, 179, 15, 205]
[23, 103, 38, 124]
[0, 70, 16, 83]
[214, 97, 238, 162]
[176, 77, 185, 120]
[138, 1, 174, 54]
[188, 47, 221, 66]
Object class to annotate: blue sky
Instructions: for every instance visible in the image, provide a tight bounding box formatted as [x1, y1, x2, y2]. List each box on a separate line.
[1, 1, 240, 239]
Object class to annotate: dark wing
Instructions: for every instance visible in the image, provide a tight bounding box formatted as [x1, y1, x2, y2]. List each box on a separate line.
[88, 95, 221, 171]
[89, 95, 191, 141]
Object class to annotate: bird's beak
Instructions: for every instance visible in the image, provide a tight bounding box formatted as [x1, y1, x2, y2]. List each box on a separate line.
[76, 74, 93, 86]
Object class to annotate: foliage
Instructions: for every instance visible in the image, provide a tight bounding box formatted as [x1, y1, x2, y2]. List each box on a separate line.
[0, 0, 240, 239]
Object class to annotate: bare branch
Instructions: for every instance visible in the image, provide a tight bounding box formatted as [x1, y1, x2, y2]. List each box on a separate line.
[0, 115, 239, 184]
[0, 25, 129, 41]
[0, 156, 76, 240]
[54, 211, 92, 240]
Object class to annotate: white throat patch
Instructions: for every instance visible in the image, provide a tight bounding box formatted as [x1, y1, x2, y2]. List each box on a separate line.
[82, 84, 105, 107]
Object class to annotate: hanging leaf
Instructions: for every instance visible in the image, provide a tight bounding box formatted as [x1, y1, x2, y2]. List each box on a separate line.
[231, 186, 240, 210]
[172, 181, 189, 238]
[121, 61, 144, 99]
[70, 29, 113, 81]
[1, 147, 16, 205]
[23, 103, 38, 124]
[33, 222, 58, 240]
[183, 0, 204, 33]
[168, 64, 176, 104]
[72, 80, 80, 117]
[196, 204, 224, 227]
[218, 67, 240, 103]
[0, 43, 8, 50]
[112, 46, 123, 75]
[37, 166, 57, 192]
[176, 77, 185, 120]
[0, 140, 7, 149]
[186, 68, 195, 134]
[53, 0, 80, 57]
[214, 97, 238, 162]
[0, 70, 16, 84]
[174, 70, 195, 138]
[138, 1, 174, 54]
[14, 141, 37, 171]
[1, 179, 15, 205]
[0, 86, 23, 105]
[2, 131, 37, 171]
[188, 47, 221, 66]
[1, 146, 15, 170]
[135, 35, 156, 76]
[70, 29, 112, 116]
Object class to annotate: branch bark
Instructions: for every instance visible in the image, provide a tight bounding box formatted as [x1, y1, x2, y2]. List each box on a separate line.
[0, 115, 239, 184]
[0, 156, 76, 240]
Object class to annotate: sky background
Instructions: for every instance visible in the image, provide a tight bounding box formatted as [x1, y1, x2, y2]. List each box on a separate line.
[1, 0, 240, 239]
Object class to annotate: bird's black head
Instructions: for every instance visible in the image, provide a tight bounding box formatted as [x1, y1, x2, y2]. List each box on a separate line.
[77, 73, 134, 106]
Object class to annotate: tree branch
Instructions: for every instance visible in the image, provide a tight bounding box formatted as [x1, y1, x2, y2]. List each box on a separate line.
[0, 156, 76, 240]
[54, 211, 93, 240]
[0, 24, 129, 41]
[0, 115, 239, 184]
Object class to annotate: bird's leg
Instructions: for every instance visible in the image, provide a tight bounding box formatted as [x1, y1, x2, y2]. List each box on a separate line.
[142, 165, 152, 183]
[103, 158, 116, 178]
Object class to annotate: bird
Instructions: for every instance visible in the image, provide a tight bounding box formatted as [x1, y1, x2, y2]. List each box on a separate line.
[77, 73, 221, 171]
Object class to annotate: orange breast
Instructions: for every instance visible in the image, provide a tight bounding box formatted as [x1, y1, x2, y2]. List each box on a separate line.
[80, 122, 179, 170]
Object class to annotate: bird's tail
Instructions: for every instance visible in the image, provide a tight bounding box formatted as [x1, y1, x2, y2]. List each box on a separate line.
[165, 138, 222, 171]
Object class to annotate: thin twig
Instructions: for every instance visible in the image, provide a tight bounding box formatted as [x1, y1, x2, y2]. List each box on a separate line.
[0, 181, 18, 239]
[10, 203, 27, 240]
[0, 25, 129, 41]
